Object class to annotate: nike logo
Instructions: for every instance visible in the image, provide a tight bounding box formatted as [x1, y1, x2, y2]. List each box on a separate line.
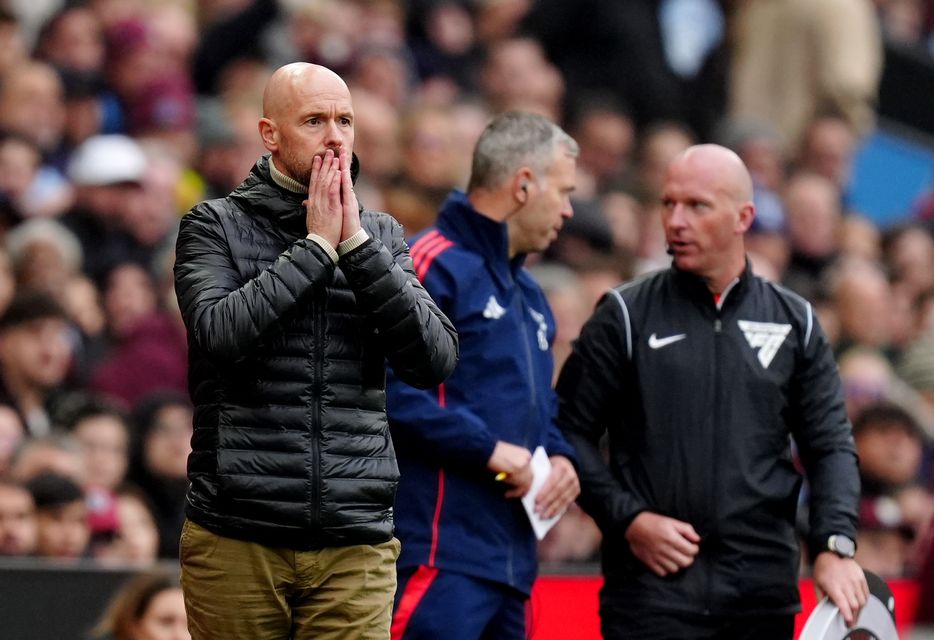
[648, 333, 686, 349]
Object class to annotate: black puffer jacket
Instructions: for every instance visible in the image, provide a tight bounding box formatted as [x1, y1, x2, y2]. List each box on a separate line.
[174, 155, 458, 549]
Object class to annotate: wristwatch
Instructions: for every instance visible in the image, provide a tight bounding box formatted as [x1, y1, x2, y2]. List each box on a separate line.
[826, 534, 856, 559]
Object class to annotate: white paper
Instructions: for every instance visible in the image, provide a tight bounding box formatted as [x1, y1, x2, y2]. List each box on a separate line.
[521, 446, 564, 540]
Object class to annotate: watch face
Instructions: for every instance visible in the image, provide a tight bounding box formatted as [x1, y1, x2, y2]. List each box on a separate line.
[831, 535, 856, 558]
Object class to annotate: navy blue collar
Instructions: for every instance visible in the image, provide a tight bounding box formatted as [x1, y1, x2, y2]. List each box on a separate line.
[436, 190, 515, 286]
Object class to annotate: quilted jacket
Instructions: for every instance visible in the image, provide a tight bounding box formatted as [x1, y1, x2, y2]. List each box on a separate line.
[174, 154, 458, 549]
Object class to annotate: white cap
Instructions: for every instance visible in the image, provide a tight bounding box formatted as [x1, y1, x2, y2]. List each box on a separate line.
[67, 134, 148, 186]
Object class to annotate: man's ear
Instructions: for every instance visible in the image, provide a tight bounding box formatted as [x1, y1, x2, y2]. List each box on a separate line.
[513, 168, 534, 204]
[258, 118, 278, 152]
[736, 201, 755, 235]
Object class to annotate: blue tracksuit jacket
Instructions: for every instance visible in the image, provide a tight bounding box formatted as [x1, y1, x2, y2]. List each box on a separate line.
[386, 189, 577, 595]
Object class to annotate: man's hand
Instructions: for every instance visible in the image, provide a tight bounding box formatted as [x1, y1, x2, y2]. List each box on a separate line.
[488, 442, 533, 498]
[534, 455, 580, 519]
[625, 512, 700, 577]
[813, 552, 869, 628]
[305, 149, 343, 247]
[338, 148, 361, 242]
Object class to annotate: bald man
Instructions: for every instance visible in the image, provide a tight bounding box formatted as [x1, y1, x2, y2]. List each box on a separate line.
[556, 145, 866, 639]
[173, 63, 457, 640]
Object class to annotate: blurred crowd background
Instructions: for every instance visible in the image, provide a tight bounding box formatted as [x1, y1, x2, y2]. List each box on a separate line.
[1, 0, 934, 632]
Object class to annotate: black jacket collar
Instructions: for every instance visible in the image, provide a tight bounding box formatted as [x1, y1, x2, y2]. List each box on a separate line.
[670, 258, 753, 309]
[231, 154, 364, 235]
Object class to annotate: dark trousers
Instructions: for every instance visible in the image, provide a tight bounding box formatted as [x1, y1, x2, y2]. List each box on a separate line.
[392, 566, 527, 640]
[600, 599, 795, 640]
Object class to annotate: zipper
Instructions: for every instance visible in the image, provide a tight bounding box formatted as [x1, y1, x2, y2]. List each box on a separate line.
[512, 273, 537, 450]
[519, 317, 537, 450]
[512, 270, 535, 588]
[311, 285, 324, 529]
[703, 278, 735, 613]
[706, 312, 723, 615]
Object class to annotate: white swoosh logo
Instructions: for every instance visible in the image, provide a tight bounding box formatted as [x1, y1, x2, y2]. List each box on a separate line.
[648, 333, 686, 349]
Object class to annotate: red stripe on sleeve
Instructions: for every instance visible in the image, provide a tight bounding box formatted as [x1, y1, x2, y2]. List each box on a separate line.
[410, 231, 453, 282]
[409, 230, 440, 256]
[415, 239, 453, 282]
[410, 231, 442, 271]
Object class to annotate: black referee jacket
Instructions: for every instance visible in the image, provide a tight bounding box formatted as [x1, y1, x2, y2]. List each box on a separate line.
[556, 261, 858, 616]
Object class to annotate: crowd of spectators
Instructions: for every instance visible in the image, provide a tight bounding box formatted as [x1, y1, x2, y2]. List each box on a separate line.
[0, 0, 933, 629]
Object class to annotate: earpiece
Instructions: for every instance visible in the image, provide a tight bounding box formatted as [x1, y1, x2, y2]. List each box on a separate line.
[521, 182, 529, 193]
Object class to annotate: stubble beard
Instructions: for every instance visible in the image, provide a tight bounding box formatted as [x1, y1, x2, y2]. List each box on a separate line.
[278, 148, 314, 187]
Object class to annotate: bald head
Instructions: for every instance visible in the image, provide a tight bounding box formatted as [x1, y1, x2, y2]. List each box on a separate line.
[670, 144, 754, 204]
[257, 63, 355, 185]
[262, 63, 350, 121]
[660, 143, 756, 292]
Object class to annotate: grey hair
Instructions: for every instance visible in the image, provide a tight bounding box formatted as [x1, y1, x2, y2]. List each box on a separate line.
[5, 218, 84, 276]
[467, 111, 578, 192]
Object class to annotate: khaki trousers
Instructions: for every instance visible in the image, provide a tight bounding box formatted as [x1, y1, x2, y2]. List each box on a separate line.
[180, 519, 400, 640]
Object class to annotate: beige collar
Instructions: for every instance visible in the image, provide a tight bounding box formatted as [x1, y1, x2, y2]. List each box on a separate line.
[269, 158, 305, 194]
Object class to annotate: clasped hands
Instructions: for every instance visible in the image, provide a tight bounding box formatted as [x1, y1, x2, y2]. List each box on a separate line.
[304, 148, 361, 249]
